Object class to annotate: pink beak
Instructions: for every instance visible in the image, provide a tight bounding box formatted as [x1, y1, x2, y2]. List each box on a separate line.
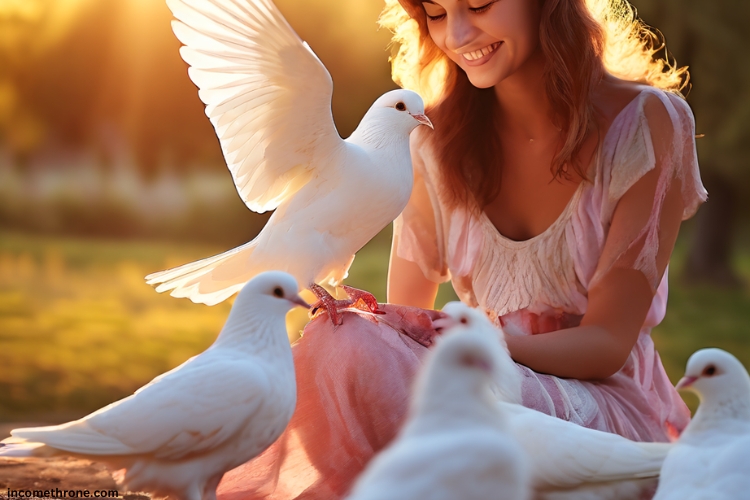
[675, 376, 698, 390]
[288, 294, 311, 309]
[432, 316, 458, 332]
[410, 113, 434, 129]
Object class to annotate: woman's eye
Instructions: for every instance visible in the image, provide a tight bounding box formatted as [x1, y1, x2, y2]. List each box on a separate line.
[422, 3, 446, 22]
[470, 0, 497, 14]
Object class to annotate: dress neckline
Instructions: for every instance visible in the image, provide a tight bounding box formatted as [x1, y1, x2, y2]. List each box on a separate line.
[481, 86, 652, 246]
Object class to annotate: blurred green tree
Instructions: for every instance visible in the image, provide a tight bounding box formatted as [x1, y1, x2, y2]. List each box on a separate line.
[632, 0, 750, 287]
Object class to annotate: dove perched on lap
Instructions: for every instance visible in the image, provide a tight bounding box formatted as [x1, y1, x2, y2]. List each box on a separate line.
[653, 348, 750, 500]
[345, 302, 532, 500]
[428, 303, 673, 500]
[0, 271, 308, 500]
[145, 0, 432, 306]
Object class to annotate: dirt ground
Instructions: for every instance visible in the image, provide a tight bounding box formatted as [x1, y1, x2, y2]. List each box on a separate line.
[0, 424, 148, 499]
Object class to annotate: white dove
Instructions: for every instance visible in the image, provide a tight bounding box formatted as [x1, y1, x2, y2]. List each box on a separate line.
[0, 271, 308, 500]
[432, 302, 673, 500]
[345, 304, 532, 500]
[145, 0, 432, 312]
[653, 348, 750, 500]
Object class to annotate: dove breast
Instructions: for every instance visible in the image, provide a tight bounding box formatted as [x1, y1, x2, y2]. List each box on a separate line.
[346, 429, 528, 500]
[654, 348, 750, 500]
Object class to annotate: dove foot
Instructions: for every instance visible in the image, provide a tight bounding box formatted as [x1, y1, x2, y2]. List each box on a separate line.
[309, 283, 384, 325]
[341, 285, 385, 315]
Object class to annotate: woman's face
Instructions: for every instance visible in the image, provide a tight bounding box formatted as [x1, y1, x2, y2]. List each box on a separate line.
[422, 0, 542, 89]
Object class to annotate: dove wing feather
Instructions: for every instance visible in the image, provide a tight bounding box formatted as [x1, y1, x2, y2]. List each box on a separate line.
[503, 403, 671, 488]
[167, 0, 342, 213]
[90, 354, 270, 459]
[14, 355, 270, 459]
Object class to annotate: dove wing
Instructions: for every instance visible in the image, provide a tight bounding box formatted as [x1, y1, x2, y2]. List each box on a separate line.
[81, 355, 272, 459]
[167, 0, 343, 213]
[502, 402, 671, 488]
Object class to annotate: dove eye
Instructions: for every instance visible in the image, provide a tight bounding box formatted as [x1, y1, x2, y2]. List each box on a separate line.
[273, 287, 284, 298]
[703, 365, 717, 377]
[395, 102, 406, 111]
[460, 317, 468, 324]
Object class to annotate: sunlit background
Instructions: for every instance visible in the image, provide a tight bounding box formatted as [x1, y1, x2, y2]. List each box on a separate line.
[0, 0, 748, 433]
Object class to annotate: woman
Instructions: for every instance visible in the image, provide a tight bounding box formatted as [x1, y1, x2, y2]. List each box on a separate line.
[218, 0, 706, 498]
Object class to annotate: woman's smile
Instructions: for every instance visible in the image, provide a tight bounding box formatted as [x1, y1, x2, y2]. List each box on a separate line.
[459, 41, 502, 66]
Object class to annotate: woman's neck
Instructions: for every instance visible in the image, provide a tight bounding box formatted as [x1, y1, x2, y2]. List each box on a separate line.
[493, 48, 558, 140]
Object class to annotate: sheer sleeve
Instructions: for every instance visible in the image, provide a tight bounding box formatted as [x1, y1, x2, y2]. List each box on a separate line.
[591, 91, 708, 292]
[392, 132, 450, 283]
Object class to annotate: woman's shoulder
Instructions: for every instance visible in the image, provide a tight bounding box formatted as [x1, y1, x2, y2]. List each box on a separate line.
[591, 76, 705, 216]
[593, 76, 690, 136]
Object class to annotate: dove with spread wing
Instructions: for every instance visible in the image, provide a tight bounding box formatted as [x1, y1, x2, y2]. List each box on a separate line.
[145, 0, 432, 318]
[653, 348, 750, 500]
[0, 271, 308, 500]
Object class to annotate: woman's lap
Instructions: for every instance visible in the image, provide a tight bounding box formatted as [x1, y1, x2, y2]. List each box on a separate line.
[217, 305, 685, 499]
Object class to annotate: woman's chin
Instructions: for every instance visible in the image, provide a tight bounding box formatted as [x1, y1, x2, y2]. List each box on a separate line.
[464, 71, 502, 90]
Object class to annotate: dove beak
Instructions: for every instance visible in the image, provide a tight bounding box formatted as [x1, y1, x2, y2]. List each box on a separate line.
[410, 113, 433, 129]
[432, 316, 458, 332]
[675, 376, 698, 390]
[288, 294, 311, 310]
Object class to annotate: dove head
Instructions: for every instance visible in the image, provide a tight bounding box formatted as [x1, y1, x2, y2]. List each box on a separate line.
[218, 271, 309, 347]
[234, 271, 309, 313]
[676, 349, 750, 414]
[353, 90, 432, 146]
[432, 302, 521, 404]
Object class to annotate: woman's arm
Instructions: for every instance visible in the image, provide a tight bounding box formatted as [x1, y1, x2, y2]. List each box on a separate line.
[387, 129, 443, 309]
[506, 97, 685, 380]
[387, 240, 439, 309]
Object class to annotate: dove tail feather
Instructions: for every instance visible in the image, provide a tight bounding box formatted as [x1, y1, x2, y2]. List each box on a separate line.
[9, 422, 135, 456]
[145, 240, 259, 305]
[0, 441, 55, 457]
[591, 442, 673, 482]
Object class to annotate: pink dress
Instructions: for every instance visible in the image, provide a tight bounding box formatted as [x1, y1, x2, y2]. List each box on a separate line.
[217, 86, 707, 499]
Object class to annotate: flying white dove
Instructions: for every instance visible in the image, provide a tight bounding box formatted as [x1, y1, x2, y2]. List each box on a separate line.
[345, 304, 532, 500]
[145, 0, 432, 313]
[653, 348, 750, 500]
[432, 302, 674, 500]
[0, 271, 308, 500]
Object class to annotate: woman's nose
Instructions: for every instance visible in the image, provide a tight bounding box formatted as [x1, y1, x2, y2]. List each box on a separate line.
[444, 12, 479, 52]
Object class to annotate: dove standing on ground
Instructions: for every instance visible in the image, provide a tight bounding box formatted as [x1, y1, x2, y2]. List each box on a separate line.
[0, 271, 308, 500]
[345, 303, 531, 500]
[653, 348, 750, 500]
[431, 303, 673, 500]
[145, 0, 432, 307]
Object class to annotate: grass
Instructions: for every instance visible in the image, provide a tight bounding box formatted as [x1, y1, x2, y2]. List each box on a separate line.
[0, 229, 748, 421]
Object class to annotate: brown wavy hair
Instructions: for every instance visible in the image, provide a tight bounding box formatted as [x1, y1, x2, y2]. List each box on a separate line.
[379, 0, 688, 210]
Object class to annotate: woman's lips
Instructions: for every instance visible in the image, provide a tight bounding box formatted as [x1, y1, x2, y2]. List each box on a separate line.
[459, 42, 502, 67]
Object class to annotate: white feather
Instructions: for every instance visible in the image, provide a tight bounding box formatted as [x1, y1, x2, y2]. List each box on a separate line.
[434, 303, 673, 500]
[654, 348, 750, 500]
[1, 271, 304, 500]
[146, 0, 431, 304]
[347, 304, 532, 500]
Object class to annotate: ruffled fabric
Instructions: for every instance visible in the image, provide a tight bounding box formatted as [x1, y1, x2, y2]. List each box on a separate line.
[397, 87, 707, 310]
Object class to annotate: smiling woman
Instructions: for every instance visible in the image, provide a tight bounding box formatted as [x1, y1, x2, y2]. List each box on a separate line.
[218, 0, 705, 497]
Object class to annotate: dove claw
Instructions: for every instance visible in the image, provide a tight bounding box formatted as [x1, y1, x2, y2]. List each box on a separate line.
[308, 283, 384, 325]
[309, 283, 345, 325]
[341, 285, 385, 315]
